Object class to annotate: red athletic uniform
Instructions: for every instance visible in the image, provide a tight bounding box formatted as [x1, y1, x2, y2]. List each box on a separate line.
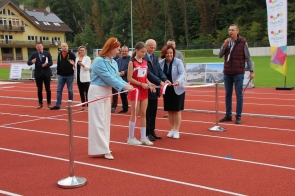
[128, 59, 148, 101]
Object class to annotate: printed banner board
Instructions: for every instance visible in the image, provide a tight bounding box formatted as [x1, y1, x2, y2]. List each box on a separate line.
[186, 63, 254, 86]
[9, 64, 22, 79]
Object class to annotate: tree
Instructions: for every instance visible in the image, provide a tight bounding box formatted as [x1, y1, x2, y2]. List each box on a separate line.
[92, 0, 105, 46]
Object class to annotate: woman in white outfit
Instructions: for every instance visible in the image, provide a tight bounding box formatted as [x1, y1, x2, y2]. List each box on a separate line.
[75, 46, 91, 111]
[88, 37, 133, 160]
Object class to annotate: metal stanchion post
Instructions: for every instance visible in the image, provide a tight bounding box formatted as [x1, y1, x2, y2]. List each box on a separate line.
[209, 81, 226, 132]
[58, 100, 87, 188]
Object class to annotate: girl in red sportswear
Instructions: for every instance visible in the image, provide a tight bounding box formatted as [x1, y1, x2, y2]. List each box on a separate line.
[127, 42, 155, 146]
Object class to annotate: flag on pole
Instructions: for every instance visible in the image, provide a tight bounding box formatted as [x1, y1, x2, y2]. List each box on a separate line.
[266, 0, 287, 75]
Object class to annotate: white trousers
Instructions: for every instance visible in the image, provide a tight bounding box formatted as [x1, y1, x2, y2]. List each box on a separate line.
[88, 84, 112, 155]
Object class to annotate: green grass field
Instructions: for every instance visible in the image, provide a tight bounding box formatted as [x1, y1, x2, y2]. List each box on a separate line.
[1, 56, 294, 88]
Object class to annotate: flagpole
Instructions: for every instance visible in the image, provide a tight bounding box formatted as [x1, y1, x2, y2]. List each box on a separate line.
[274, 1, 293, 90]
[130, 0, 134, 52]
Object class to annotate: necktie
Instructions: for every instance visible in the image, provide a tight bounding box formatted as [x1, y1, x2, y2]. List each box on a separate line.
[150, 54, 153, 62]
[39, 53, 42, 61]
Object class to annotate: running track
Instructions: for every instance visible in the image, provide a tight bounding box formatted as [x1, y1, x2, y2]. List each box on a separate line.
[0, 81, 294, 196]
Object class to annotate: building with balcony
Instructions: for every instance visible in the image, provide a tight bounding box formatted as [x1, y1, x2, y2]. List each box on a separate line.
[0, 0, 72, 61]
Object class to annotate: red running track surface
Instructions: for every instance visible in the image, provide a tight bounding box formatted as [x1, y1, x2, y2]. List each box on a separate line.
[0, 81, 295, 195]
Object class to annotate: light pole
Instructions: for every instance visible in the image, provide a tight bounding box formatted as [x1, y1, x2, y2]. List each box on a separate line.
[123, 29, 125, 46]
[130, 0, 133, 52]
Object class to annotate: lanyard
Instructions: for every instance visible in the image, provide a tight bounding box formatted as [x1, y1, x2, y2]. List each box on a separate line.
[227, 41, 235, 62]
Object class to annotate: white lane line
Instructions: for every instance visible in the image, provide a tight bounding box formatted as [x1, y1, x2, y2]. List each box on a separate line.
[0, 148, 245, 196]
[0, 190, 22, 196]
[179, 119, 295, 132]
[1, 126, 295, 172]
[1, 113, 295, 147]
[1, 109, 295, 133]
[183, 99, 295, 107]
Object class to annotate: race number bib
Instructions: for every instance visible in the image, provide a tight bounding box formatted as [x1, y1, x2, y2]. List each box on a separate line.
[137, 67, 147, 77]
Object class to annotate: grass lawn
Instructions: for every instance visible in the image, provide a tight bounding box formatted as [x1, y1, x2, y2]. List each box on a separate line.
[185, 56, 295, 88]
[1, 56, 294, 88]
[0, 68, 10, 80]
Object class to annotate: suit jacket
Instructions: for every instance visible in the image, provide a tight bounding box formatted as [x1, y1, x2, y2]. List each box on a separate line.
[75, 56, 91, 82]
[27, 50, 53, 78]
[144, 53, 168, 99]
[116, 55, 130, 82]
[159, 57, 186, 95]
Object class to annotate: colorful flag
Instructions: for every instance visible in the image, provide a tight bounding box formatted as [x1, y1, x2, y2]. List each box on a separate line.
[266, 0, 287, 75]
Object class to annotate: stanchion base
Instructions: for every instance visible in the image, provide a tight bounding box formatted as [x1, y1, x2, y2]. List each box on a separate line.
[276, 86, 294, 90]
[57, 176, 87, 188]
[209, 126, 226, 132]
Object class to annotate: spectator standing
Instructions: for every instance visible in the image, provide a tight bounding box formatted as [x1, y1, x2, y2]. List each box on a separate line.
[75, 46, 91, 111]
[218, 24, 254, 124]
[116, 45, 131, 113]
[50, 43, 76, 110]
[27, 42, 53, 109]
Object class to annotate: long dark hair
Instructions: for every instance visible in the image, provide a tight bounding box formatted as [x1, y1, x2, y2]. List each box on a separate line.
[132, 42, 146, 59]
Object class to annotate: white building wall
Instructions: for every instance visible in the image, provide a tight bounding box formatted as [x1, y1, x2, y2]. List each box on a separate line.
[213, 46, 295, 56]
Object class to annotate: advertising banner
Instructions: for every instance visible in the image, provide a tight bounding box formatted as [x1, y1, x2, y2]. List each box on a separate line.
[266, 0, 287, 75]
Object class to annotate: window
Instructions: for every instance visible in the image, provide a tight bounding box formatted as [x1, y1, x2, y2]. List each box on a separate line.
[0, 35, 13, 40]
[0, 9, 6, 15]
[52, 37, 60, 41]
[9, 18, 20, 26]
[40, 36, 49, 41]
[53, 23, 60, 26]
[0, 18, 6, 25]
[43, 22, 50, 25]
[8, 9, 15, 16]
[28, 36, 36, 41]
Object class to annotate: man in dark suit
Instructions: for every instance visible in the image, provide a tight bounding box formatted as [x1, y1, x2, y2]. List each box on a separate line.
[144, 39, 171, 141]
[27, 42, 53, 109]
[115, 45, 130, 113]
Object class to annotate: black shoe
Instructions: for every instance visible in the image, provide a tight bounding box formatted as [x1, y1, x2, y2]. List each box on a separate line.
[147, 134, 156, 141]
[111, 108, 116, 113]
[50, 106, 60, 110]
[219, 115, 232, 122]
[118, 110, 128, 113]
[151, 133, 162, 139]
[36, 104, 42, 109]
[235, 116, 242, 124]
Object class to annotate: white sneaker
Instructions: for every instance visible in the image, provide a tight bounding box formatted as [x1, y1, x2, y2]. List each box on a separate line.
[140, 137, 153, 145]
[167, 130, 175, 138]
[127, 138, 142, 145]
[173, 131, 180, 139]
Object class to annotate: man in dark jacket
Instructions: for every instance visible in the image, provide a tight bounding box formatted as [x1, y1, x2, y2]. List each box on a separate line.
[27, 42, 53, 109]
[114, 45, 130, 113]
[51, 43, 76, 110]
[144, 39, 170, 141]
[218, 24, 254, 124]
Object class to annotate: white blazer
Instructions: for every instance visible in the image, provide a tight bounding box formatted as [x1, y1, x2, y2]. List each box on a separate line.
[75, 56, 91, 82]
[159, 57, 186, 95]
